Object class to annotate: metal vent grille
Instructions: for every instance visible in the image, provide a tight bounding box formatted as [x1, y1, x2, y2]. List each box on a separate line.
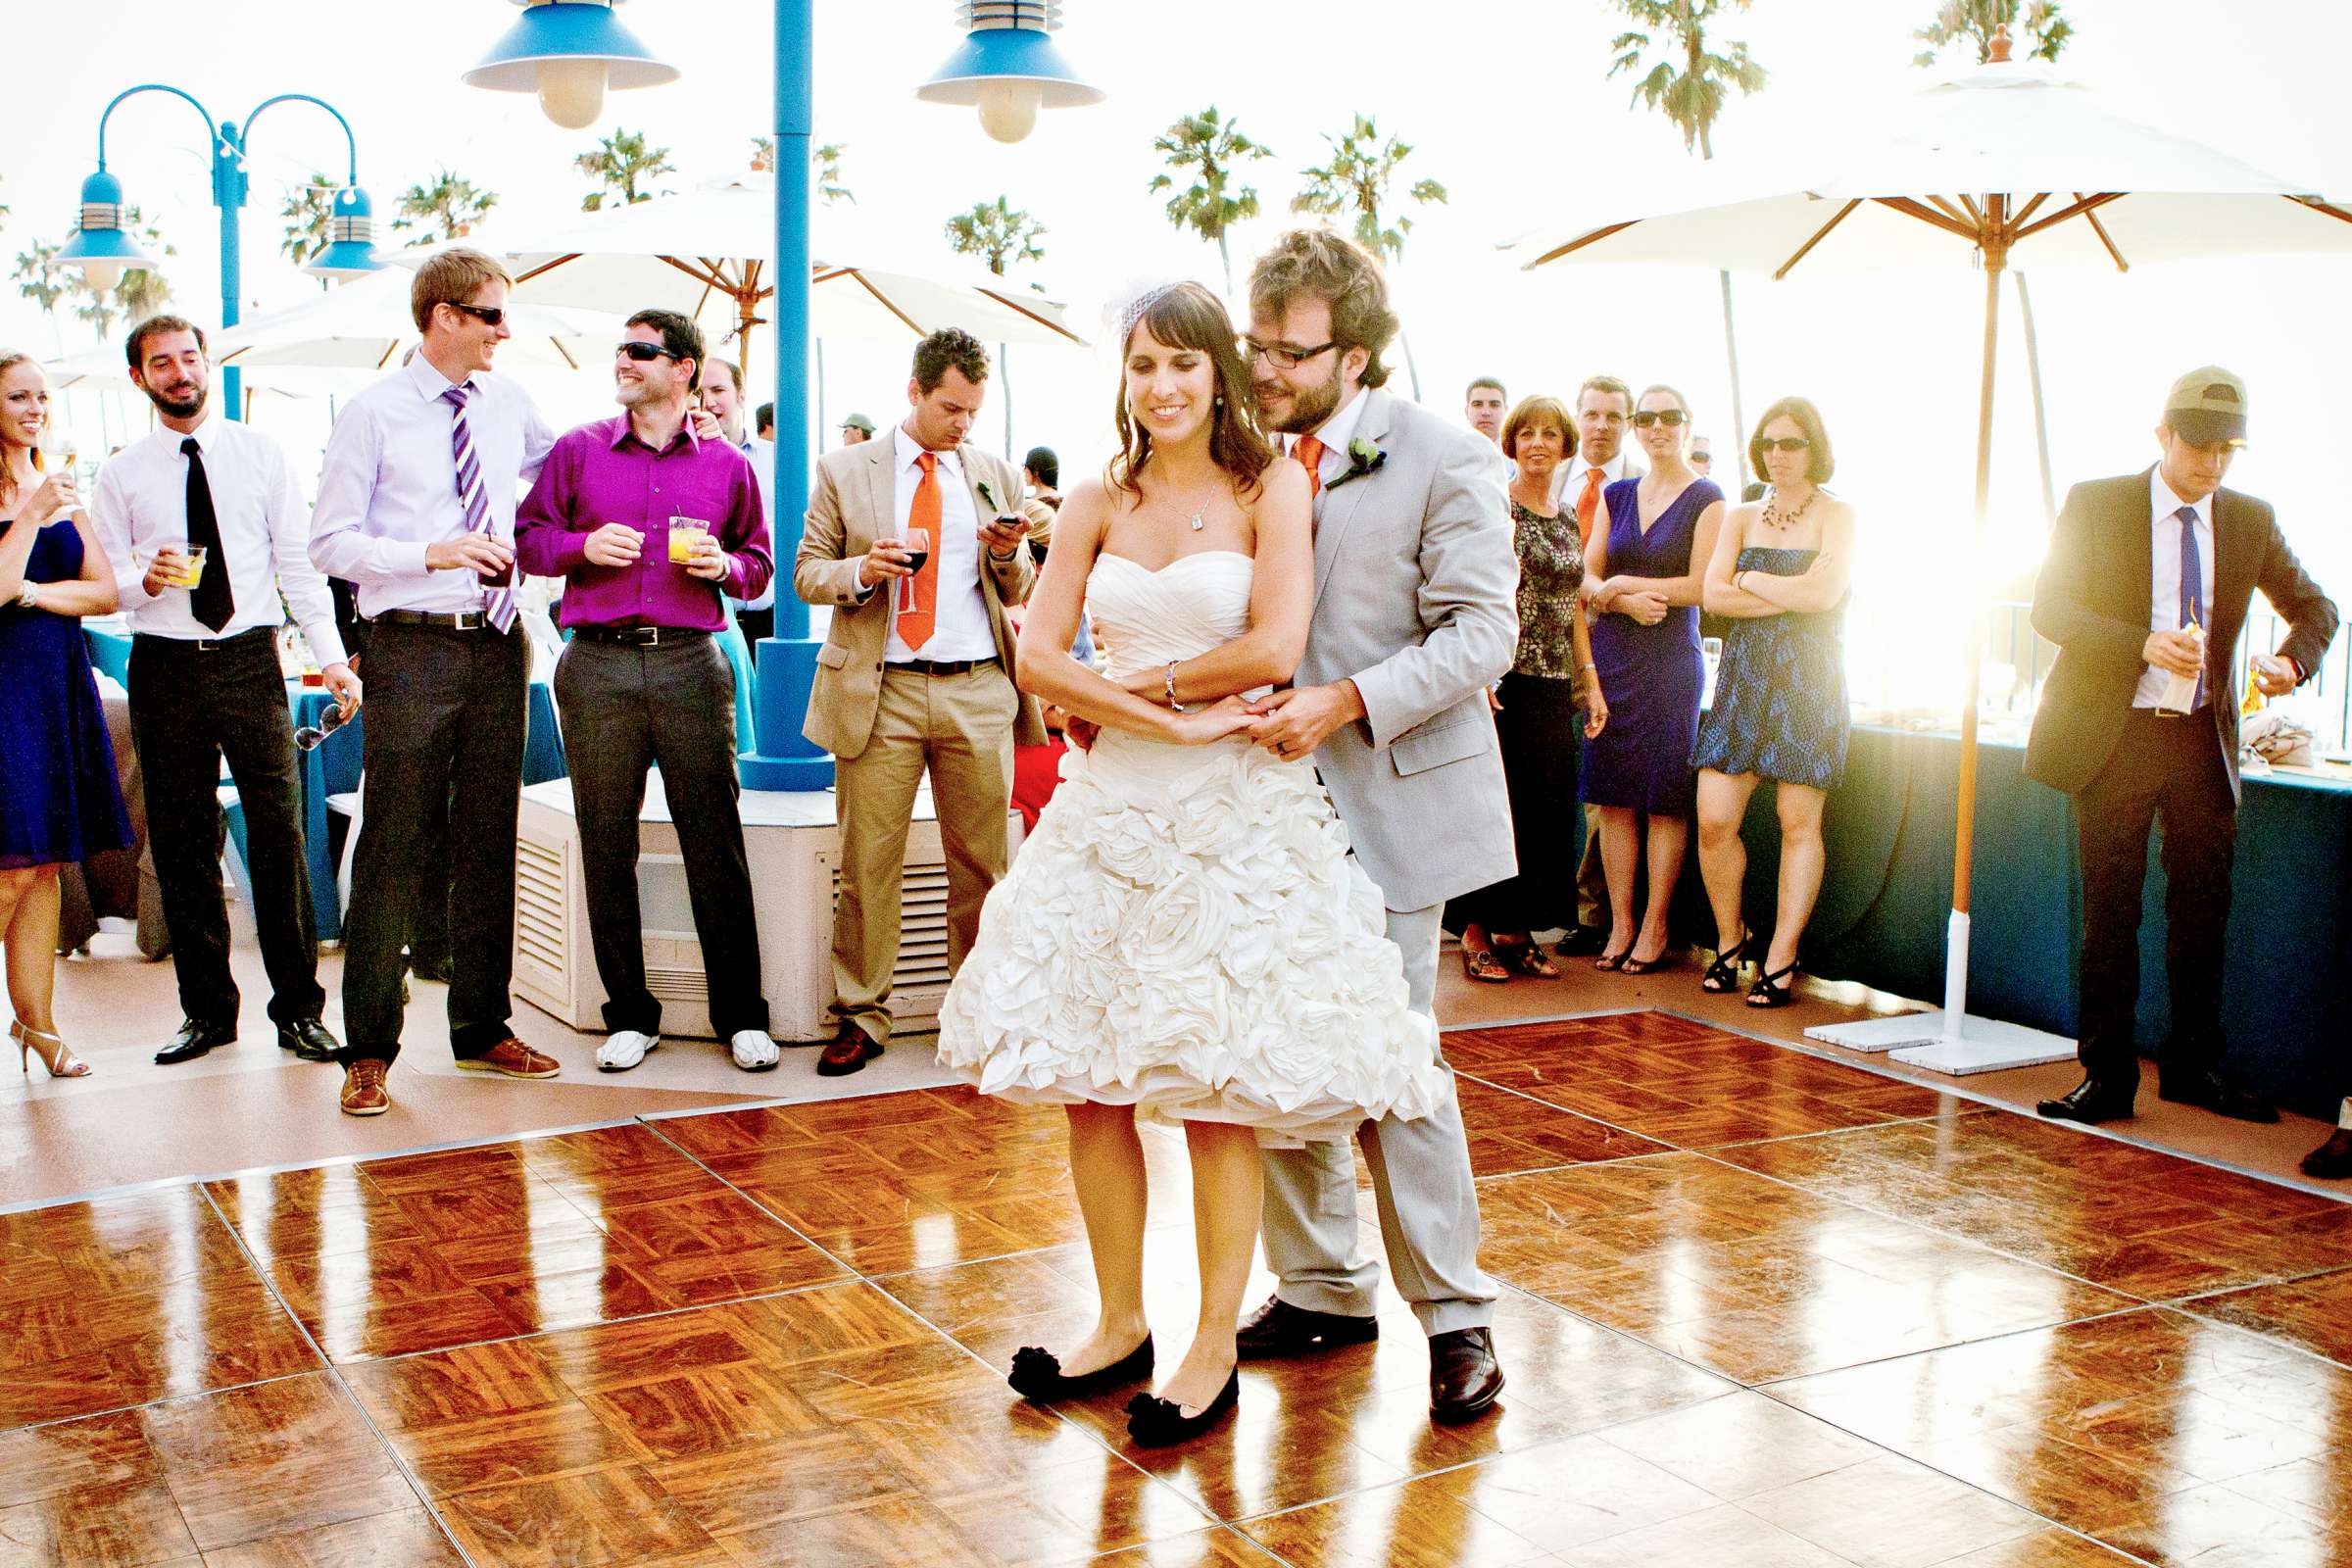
[514, 836, 567, 975]
[831, 858, 954, 991]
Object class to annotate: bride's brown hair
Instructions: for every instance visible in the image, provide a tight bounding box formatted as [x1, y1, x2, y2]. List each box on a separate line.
[1104, 283, 1273, 502]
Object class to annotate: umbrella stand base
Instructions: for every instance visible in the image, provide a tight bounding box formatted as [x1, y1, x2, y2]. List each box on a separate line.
[1805, 1013, 1945, 1054]
[1886, 1014, 2080, 1076]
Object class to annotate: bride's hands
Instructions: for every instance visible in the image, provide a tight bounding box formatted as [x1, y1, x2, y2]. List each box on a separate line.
[1170, 694, 1258, 746]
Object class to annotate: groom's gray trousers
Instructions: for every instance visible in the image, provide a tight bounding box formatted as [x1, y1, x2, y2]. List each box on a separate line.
[1257, 902, 1497, 1335]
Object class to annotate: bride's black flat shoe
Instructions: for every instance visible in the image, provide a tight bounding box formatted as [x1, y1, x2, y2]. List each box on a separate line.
[1125, 1368, 1240, 1446]
[1007, 1336, 1153, 1402]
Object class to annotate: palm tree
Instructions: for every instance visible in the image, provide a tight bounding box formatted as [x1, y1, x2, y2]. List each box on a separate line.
[1149, 107, 1271, 295]
[815, 143, 854, 206]
[281, 172, 339, 289]
[944, 197, 1047, 453]
[13, 241, 71, 320]
[1608, 0, 1767, 490]
[1913, 0, 2071, 66]
[576, 128, 675, 213]
[1292, 115, 1446, 399]
[392, 170, 498, 243]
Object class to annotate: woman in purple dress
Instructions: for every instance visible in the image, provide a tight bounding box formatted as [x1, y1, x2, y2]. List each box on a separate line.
[0, 352, 127, 1078]
[1580, 384, 1724, 972]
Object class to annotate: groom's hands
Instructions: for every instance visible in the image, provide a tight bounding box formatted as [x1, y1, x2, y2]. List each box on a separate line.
[1249, 682, 1366, 761]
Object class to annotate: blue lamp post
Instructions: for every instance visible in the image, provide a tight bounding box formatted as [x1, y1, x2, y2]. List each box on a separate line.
[55, 85, 384, 421]
[460, 0, 681, 130]
[914, 2, 1104, 144]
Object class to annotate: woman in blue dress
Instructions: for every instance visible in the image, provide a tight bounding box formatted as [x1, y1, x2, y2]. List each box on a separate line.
[1581, 384, 1723, 972]
[0, 352, 128, 1077]
[1692, 397, 1855, 1006]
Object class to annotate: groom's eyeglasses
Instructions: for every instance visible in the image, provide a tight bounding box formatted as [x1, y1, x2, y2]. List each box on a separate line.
[1631, 410, 1689, 428]
[1242, 336, 1337, 370]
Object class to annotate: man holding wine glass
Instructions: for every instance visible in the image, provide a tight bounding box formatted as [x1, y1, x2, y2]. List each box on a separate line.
[795, 328, 1039, 1077]
[90, 315, 356, 1070]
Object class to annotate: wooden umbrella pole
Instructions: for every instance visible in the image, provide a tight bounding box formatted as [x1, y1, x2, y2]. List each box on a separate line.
[1945, 236, 2005, 1021]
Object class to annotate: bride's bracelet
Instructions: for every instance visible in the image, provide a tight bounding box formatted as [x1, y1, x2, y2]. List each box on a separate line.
[1164, 662, 1182, 711]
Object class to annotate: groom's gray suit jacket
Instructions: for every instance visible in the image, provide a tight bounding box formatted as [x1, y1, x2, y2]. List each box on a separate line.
[1297, 388, 1520, 912]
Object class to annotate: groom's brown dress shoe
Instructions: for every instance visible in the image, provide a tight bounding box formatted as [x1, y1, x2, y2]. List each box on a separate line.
[816, 1025, 881, 1077]
[1429, 1327, 1504, 1424]
[1235, 1296, 1379, 1359]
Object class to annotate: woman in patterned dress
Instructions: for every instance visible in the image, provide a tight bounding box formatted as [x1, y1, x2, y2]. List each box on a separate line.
[1692, 397, 1856, 1006]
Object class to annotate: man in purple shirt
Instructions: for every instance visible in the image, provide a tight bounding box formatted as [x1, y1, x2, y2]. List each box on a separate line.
[516, 309, 780, 1073]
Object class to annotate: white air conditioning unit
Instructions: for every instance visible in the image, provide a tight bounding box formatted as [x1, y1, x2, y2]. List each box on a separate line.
[514, 776, 1020, 1042]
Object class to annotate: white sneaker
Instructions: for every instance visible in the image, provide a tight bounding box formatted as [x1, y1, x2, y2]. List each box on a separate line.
[597, 1030, 659, 1072]
[729, 1030, 781, 1072]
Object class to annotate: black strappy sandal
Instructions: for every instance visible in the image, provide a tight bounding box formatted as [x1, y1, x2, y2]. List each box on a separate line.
[1701, 932, 1752, 994]
[1747, 962, 1798, 1008]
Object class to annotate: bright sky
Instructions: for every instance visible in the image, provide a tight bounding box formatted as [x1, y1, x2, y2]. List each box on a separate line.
[9, 0, 2351, 714]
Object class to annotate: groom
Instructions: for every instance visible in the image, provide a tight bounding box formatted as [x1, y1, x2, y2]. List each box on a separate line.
[1239, 229, 1520, 1423]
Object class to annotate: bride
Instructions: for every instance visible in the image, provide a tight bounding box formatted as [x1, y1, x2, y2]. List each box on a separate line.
[936, 281, 1448, 1446]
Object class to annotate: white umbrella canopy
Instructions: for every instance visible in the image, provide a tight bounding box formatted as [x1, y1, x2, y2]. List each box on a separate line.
[1500, 33, 2352, 1072]
[181, 268, 625, 375]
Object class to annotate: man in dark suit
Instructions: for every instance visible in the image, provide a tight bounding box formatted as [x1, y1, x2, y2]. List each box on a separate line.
[2025, 368, 2337, 1129]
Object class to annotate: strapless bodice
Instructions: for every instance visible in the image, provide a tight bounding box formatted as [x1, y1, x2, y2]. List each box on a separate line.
[1086, 551, 1255, 682]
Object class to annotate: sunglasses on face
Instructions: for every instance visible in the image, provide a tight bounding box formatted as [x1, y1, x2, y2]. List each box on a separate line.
[1631, 410, 1689, 428]
[616, 341, 680, 363]
[1690, 452, 1713, 462]
[446, 303, 506, 327]
[1756, 436, 1813, 453]
[1241, 336, 1336, 370]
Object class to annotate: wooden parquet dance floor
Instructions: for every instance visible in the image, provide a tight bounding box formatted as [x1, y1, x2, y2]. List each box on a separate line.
[4, 1011, 2349, 1566]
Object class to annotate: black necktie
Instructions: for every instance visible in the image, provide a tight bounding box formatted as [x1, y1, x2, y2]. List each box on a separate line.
[182, 436, 232, 632]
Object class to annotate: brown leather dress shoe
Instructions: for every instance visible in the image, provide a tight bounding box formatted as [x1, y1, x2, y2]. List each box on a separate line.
[1429, 1326, 1504, 1424]
[456, 1038, 562, 1079]
[340, 1059, 391, 1116]
[816, 1026, 881, 1077]
[2303, 1129, 2352, 1180]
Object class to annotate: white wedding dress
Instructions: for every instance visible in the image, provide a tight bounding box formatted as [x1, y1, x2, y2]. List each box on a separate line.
[936, 550, 1447, 1140]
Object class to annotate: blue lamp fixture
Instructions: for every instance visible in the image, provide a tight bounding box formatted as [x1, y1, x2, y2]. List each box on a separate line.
[53, 85, 384, 420]
[461, 0, 680, 130]
[915, 1, 1103, 144]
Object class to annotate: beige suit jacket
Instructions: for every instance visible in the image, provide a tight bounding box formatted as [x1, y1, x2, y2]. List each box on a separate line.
[794, 433, 1046, 759]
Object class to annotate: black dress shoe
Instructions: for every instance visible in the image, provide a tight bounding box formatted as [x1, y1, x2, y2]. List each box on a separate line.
[1125, 1369, 1239, 1447]
[406, 954, 453, 985]
[1007, 1336, 1152, 1402]
[2036, 1077, 2136, 1125]
[1429, 1326, 1505, 1424]
[1553, 925, 1607, 958]
[2159, 1068, 2279, 1124]
[1234, 1296, 1379, 1360]
[2301, 1129, 2352, 1180]
[154, 1019, 237, 1065]
[276, 1017, 341, 1062]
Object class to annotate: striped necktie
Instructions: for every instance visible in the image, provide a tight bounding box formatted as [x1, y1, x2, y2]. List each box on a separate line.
[441, 383, 515, 632]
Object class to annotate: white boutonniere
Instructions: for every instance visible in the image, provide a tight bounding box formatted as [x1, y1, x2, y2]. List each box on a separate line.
[1322, 437, 1388, 494]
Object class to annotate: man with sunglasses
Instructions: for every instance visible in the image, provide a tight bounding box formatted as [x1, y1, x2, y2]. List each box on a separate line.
[310, 248, 563, 1116]
[516, 313, 778, 1076]
[2026, 368, 2336, 1138]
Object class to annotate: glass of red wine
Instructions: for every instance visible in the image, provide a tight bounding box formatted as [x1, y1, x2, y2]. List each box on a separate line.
[897, 527, 929, 612]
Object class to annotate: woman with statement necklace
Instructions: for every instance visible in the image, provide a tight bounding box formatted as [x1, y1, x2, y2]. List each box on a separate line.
[1692, 397, 1856, 1006]
[1581, 383, 1723, 975]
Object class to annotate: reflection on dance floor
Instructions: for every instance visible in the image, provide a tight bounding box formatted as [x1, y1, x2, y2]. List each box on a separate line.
[2, 1011, 2347, 1566]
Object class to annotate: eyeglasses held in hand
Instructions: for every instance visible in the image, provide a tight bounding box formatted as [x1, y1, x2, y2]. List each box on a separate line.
[446, 303, 506, 327]
[616, 341, 680, 363]
[1240, 336, 1337, 370]
[1632, 410, 1689, 428]
[294, 703, 355, 753]
[1755, 436, 1813, 453]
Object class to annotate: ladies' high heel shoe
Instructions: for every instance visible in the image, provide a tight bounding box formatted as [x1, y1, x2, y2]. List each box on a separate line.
[13, 1019, 91, 1078]
[1126, 1368, 1240, 1447]
[1748, 962, 1798, 1008]
[1700, 932, 1752, 994]
[1592, 945, 1634, 973]
[1007, 1336, 1153, 1403]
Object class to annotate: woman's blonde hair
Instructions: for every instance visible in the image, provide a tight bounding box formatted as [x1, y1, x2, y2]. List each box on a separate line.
[0, 351, 38, 512]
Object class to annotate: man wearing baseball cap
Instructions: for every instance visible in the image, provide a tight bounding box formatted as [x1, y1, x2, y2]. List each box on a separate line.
[838, 412, 875, 446]
[2024, 368, 2337, 1136]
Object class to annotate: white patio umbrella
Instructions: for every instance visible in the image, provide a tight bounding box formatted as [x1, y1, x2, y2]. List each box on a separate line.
[194, 268, 622, 374]
[1499, 29, 2352, 1073]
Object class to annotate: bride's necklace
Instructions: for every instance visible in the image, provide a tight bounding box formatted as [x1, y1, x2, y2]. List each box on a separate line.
[1762, 486, 1817, 532]
[1155, 477, 1223, 532]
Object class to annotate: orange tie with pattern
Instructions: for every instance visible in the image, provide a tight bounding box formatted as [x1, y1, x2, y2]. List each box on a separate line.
[899, 451, 942, 653]
[1294, 434, 1325, 502]
[1576, 465, 1604, 550]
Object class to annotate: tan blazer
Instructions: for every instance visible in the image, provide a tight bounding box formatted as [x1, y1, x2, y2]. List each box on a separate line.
[794, 433, 1046, 760]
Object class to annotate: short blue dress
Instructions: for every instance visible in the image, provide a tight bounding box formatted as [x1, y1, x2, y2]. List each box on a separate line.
[0, 517, 133, 869]
[1691, 546, 1850, 789]
[1581, 477, 1719, 815]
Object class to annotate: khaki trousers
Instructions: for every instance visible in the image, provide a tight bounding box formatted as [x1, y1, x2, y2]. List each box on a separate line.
[829, 662, 1018, 1044]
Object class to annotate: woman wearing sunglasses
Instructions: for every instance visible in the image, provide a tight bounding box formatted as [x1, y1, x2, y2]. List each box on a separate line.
[1692, 397, 1854, 1006]
[1580, 384, 1723, 973]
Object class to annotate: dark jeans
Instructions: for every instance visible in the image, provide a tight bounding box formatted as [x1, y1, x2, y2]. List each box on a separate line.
[127, 628, 321, 1029]
[331, 582, 449, 968]
[555, 633, 767, 1038]
[2075, 707, 2238, 1085]
[734, 606, 773, 663]
[339, 621, 528, 1064]
[1448, 671, 1584, 936]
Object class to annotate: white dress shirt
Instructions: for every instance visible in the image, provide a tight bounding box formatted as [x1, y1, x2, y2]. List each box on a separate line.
[884, 423, 996, 663]
[1291, 385, 1370, 491]
[92, 412, 345, 664]
[309, 354, 558, 616]
[2135, 469, 2216, 710]
[1555, 445, 1641, 508]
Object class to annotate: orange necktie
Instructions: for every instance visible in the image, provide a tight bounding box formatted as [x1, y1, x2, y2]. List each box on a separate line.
[1294, 434, 1325, 501]
[1576, 465, 1604, 550]
[899, 451, 942, 653]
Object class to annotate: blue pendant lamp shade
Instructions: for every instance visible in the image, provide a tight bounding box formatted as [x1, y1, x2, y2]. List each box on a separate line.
[56, 169, 159, 293]
[916, 1, 1103, 144]
[461, 0, 680, 130]
[306, 185, 385, 279]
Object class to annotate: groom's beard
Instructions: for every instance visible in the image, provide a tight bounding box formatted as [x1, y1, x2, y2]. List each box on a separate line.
[1255, 363, 1344, 436]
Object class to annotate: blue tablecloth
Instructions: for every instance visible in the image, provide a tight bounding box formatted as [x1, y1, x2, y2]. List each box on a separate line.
[1715, 725, 2351, 1118]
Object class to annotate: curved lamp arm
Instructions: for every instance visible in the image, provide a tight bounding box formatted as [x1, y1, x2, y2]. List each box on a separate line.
[93, 83, 223, 169]
[238, 93, 363, 185]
